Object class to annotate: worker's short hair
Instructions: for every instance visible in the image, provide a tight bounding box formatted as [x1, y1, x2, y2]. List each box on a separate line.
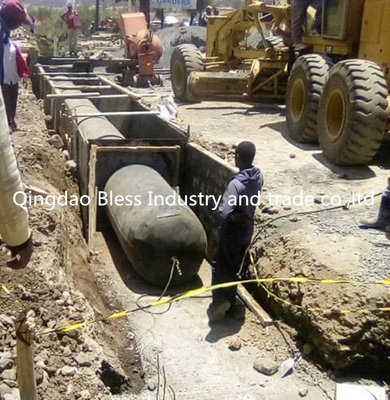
[236, 141, 256, 165]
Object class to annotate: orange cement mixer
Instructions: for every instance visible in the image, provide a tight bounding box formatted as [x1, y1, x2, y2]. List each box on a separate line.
[120, 12, 163, 86]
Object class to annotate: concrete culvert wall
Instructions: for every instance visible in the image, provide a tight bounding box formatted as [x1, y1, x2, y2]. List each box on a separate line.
[105, 164, 207, 287]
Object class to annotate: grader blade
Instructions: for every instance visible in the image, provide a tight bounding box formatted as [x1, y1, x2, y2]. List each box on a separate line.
[187, 71, 249, 101]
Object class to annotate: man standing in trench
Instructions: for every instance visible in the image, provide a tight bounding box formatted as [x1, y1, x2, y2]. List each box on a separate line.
[207, 141, 263, 322]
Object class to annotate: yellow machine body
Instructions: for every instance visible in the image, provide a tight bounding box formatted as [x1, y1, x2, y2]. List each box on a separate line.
[182, 0, 390, 113]
[359, 0, 390, 85]
[169, 0, 390, 165]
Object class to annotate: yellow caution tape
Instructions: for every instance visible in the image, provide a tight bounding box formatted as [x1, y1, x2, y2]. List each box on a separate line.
[60, 321, 87, 332]
[40, 276, 389, 335]
[2, 285, 10, 295]
[107, 311, 128, 320]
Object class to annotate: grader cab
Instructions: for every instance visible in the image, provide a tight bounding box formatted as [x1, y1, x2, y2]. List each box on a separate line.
[170, 0, 390, 165]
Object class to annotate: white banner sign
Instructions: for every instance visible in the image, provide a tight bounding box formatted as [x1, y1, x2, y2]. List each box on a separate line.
[151, 0, 197, 10]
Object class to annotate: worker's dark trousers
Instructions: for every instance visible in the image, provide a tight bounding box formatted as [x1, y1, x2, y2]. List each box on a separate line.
[292, 0, 322, 43]
[2, 83, 19, 127]
[211, 222, 252, 306]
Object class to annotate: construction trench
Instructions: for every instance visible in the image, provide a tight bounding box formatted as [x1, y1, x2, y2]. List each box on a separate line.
[0, 37, 388, 399]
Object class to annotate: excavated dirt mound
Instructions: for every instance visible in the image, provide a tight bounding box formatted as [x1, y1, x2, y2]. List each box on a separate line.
[0, 87, 144, 399]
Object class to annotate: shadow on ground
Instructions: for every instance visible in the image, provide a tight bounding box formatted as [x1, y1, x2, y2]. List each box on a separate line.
[266, 120, 390, 180]
[184, 103, 284, 115]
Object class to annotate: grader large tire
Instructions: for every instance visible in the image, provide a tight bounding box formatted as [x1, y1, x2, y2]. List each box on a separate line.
[318, 60, 388, 165]
[170, 44, 204, 101]
[286, 54, 333, 143]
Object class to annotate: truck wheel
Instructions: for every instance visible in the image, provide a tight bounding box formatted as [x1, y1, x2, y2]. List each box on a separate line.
[170, 44, 204, 101]
[318, 60, 388, 165]
[286, 54, 333, 143]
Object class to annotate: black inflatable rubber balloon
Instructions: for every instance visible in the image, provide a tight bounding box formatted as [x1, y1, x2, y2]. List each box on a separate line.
[105, 164, 207, 286]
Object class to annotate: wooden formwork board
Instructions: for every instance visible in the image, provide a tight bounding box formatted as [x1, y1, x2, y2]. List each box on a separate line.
[39, 72, 116, 76]
[48, 77, 102, 82]
[37, 58, 137, 67]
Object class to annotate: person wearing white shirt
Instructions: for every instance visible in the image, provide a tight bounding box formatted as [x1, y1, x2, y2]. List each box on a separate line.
[0, 0, 34, 132]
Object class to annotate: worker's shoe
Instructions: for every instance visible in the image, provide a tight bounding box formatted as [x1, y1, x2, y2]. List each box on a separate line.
[359, 196, 390, 230]
[310, 28, 320, 36]
[8, 120, 17, 133]
[294, 42, 309, 51]
[207, 300, 231, 323]
[226, 298, 246, 320]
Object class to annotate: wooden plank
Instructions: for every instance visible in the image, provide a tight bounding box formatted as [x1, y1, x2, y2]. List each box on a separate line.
[46, 92, 101, 99]
[73, 111, 158, 117]
[99, 75, 159, 98]
[37, 58, 136, 67]
[47, 93, 129, 100]
[237, 284, 273, 326]
[93, 46, 122, 51]
[95, 145, 180, 153]
[39, 64, 74, 69]
[15, 315, 38, 400]
[39, 72, 113, 76]
[23, 184, 49, 197]
[53, 84, 112, 90]
[85, 94, 129, 100]
[48, 77, 101, 82]
[173, 146, 181, 186]
[98, 75, 139, 100]
[88, 145, 98, 246]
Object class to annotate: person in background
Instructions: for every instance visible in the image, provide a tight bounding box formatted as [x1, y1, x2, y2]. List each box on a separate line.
[0, 1, 33, 267]
[207, 141, 264, 322]
[0, 0, 33, 132]
[61, 2, 81, 56]
[189, 10, 197, 26]
[291, 0, 322, 51]
[200, 5, 212, 26]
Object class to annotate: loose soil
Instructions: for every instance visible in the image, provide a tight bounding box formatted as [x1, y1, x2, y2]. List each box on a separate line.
[0, 85, 143, 399]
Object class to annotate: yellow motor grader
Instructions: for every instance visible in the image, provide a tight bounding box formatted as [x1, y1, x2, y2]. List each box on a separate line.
[170, 0, 390, 165]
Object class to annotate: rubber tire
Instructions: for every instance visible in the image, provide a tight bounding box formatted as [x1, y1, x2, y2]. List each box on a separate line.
[318, 60, 388, 165]
[286, 54, 333, 143]
[170, 44, 203, 101]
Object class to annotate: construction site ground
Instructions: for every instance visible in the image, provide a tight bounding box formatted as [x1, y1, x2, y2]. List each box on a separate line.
[0, 85, 337, 400]
[0, 28, 389, 400]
